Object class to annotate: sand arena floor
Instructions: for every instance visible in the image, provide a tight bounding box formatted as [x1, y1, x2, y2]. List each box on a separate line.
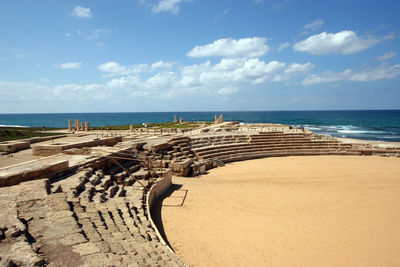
[161, 156, 400, 267]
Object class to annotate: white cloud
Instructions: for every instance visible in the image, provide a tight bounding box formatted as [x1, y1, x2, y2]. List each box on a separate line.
[71, 6, 93, 18]
[284, 62, 314, 74]
[99, 58, 311, 92]
[151, 60, 176, 69]
[1, 37, 318, 108]
[187, 37, 270, 58]
[302, 64, 400, 85]
[59, 62, 82, 69]
[65, 33, 72, 37]
[278, 42, 290, 51]
[376, 51, 396, 61]
[293, 31, 381, 55]
[144, 0, 191, 15]
[98, 60, 176, 76]
[16, 54, 24, 58]
[303, 19, 324, 32]
[0, 55, 313, 105]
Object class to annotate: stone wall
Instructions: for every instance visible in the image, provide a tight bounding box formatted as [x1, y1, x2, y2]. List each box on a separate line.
[146, 170, 173, 248]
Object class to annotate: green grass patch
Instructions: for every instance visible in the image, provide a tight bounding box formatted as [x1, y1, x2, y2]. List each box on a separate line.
[0, 127, 64, 142]
[91, 121, 213, 130]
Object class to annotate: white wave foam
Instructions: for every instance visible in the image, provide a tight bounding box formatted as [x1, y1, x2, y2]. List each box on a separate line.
[0, 124, 29, 128]
[338, 130, 384, 134]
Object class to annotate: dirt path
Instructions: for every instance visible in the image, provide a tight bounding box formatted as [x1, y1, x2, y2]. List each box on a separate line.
[161, 156, 400, 267]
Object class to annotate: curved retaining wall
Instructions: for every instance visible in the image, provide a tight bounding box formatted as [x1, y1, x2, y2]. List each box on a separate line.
[146, 171, 176, 255]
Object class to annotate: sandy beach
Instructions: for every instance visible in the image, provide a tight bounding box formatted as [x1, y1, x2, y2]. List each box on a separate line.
[161, 156, 400, 267]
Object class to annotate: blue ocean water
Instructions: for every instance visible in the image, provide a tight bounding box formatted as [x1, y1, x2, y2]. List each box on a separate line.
[1, 110, 400, 142]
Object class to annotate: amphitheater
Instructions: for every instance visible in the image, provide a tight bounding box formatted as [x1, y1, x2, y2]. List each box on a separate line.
[1, 121, 400, 266]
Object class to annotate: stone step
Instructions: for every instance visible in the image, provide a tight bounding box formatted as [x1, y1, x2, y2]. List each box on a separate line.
[194, 141, 346, 156]
[200, 146, 349, 160]
[217, 150, 361, 163]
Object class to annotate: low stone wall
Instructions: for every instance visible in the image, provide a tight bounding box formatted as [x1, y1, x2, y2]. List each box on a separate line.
[146, 170, 174, 249]
[0, 141, 30, 153]
[0, 159, 69, 187]
[28, 134, 67, 144]
[0, 135, 68, 153]
[32, 136, 122, 156]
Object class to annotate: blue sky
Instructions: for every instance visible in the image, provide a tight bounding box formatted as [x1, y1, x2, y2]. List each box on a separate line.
[0, 0, 399, 113]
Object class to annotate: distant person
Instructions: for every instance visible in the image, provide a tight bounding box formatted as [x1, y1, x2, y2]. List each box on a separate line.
[42, 125, 46, 131]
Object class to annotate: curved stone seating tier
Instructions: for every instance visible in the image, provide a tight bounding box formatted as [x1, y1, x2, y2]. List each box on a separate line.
[186, 132, 365, 167]
[199, 146, 353, 161]
[193, 144, 351, 161]
[192, 141, 351, 155]
[218, 150, 361, 164]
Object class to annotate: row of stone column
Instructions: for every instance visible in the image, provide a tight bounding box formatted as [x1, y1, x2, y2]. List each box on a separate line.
[68, 119, 90, 131]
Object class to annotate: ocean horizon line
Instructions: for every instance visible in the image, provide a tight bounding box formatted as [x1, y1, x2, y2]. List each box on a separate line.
[1, 108, 400, 115]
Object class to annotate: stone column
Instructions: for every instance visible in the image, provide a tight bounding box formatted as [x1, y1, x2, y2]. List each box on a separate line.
[81, 122, 84, 131]
[179, 117, 183, 124]
[174, 115, 177, 123]
[85, 122, 90, 131]
[75, 120, 80, 131]
[68, 119, 72, 131]
[130, 125, 133, 131]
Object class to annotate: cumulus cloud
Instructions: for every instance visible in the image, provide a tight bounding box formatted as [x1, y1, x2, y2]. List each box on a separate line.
[98, 57, 311, 97]
[376, 51, 396, 61]
[302, 64, 400, 85]
[71, 6, 92, 18]
[0, 55, 313, 105]
[293, 31, 381, 55]
[59, 62, 82, 69]
[284, 62, 314, 74]
[187, 37, 270, 58]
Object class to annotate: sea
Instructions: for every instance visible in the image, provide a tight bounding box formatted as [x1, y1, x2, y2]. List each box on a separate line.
[1, 110, 400, 142]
